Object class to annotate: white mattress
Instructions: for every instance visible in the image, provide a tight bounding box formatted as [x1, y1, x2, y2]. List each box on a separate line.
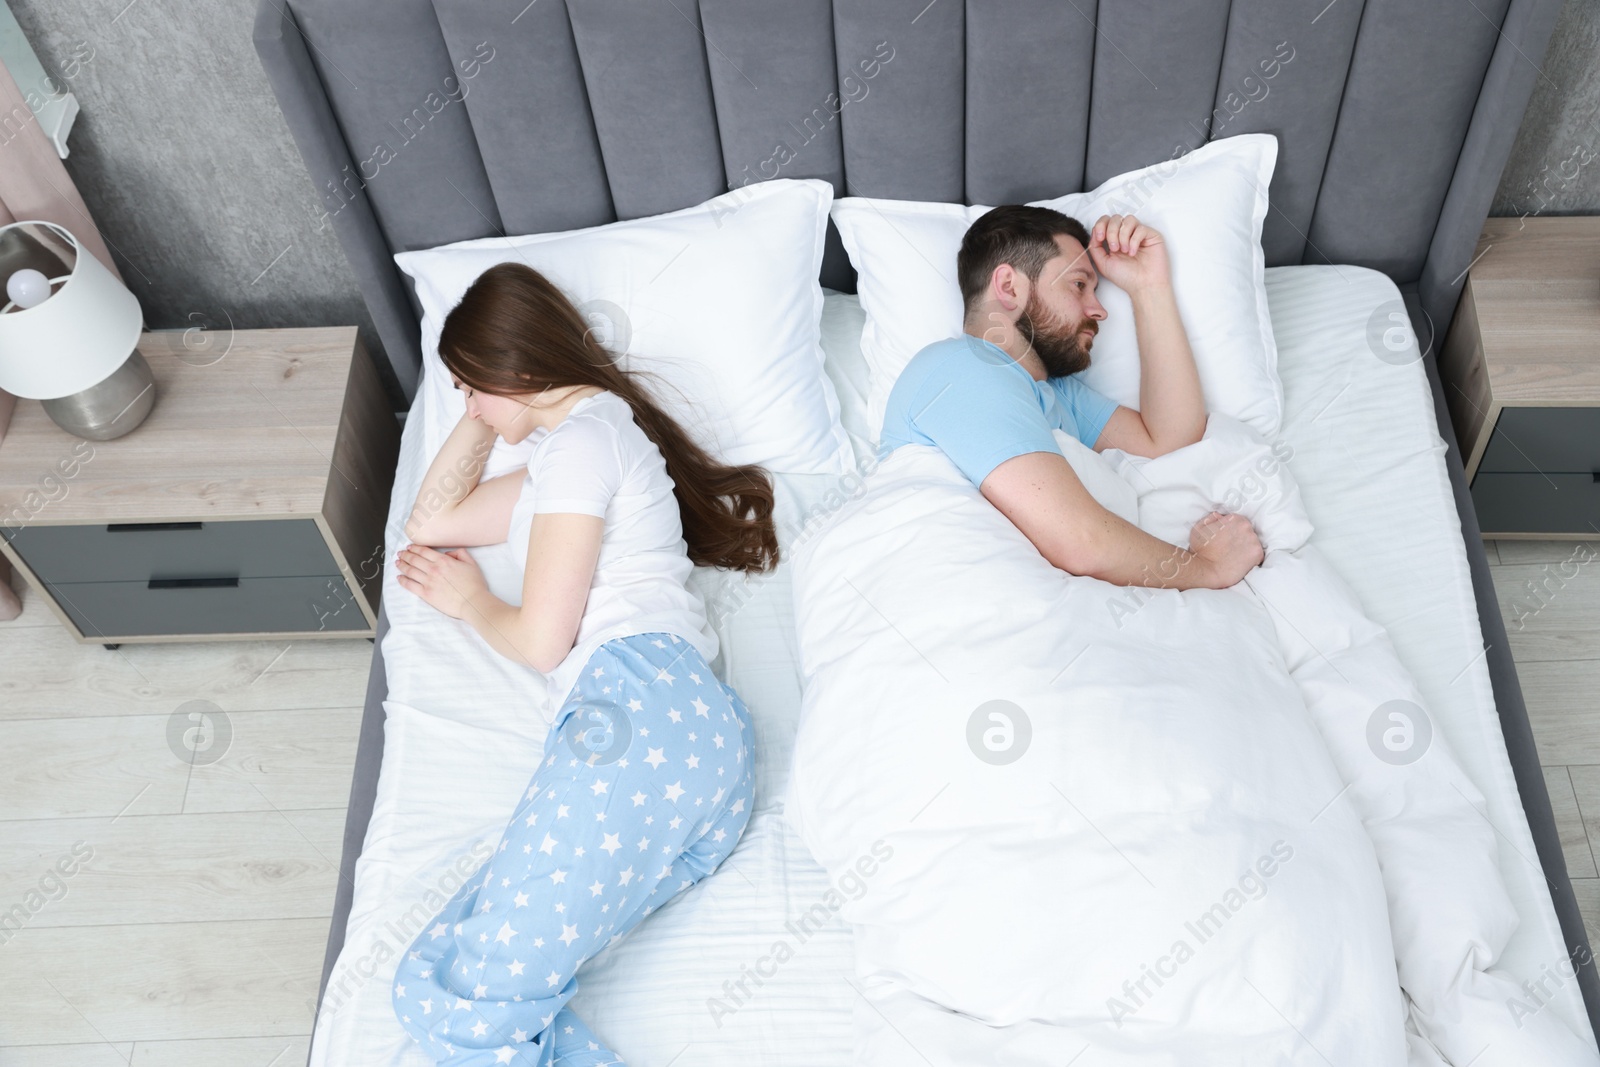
[308, 265, 1592, 1066]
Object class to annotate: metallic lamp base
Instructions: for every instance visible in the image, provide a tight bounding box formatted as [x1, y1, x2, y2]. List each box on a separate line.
[40, 350, 156, 441]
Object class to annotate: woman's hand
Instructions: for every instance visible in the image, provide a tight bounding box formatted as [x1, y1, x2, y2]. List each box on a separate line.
[394, 544, 489, 620]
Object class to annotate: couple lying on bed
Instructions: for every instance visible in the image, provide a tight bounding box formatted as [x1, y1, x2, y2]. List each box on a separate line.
[388, 205, 1252, 1066]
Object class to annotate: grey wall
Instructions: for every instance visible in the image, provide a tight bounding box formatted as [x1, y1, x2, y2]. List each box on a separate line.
[6, 0, 385, 393]
[5, 0, 1598, 409]
[1491, 0, 1600, 218]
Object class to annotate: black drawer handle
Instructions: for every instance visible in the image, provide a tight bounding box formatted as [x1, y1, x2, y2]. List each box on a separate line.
[109, 522, 203, 532]
[148, 576, 238, 590]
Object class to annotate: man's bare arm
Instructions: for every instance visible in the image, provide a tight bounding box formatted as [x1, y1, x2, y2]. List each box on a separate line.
[981, 451, 1262, 589]
[1086, 215, 1206, 457]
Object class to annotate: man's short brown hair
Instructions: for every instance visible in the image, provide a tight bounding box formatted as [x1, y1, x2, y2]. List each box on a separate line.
[957, 205, 1091, 315]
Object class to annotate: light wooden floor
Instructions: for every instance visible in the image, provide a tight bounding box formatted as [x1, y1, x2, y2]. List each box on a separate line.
[0, 572, 367, 1066]
[1490, 539, 1600, 947]
[2, 540, 1597, 1063]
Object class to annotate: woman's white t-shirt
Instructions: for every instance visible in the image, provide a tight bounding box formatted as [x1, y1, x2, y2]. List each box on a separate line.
[506, 390, 718, 716]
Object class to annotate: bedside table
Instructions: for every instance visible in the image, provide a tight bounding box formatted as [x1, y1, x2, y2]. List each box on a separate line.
[1439, 215, 1600, 538]
[0, 327, 399, 644]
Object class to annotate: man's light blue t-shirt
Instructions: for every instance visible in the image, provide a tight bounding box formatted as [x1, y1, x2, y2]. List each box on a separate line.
[879, 335, 1121, 487]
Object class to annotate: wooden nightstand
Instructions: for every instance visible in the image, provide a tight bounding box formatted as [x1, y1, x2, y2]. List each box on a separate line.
[0, 327, 399, 644]
[1440, 215, 1600, 538]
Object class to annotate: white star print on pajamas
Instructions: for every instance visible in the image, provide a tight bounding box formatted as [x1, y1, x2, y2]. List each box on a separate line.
[393, 633, 755, 1066]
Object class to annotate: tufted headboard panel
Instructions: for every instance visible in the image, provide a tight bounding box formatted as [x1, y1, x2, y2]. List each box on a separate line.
[254, 0, 1563, 410]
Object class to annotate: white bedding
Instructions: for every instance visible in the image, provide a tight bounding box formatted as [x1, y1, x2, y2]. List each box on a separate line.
[307, 265, 1594, 1066]
[788, 409, 1598, 1064]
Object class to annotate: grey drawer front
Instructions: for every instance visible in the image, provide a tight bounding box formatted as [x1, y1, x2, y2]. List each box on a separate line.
[2, 519, 340, 585]
[1478, 408, 1600, 475]
[1471, 472, 1600, 535]
[46, 575, 369, 637]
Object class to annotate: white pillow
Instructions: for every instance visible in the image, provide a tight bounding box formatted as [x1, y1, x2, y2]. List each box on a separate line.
[832, 133, 1282, 439]
[395, 178, 853, 475]
[818, 291, 875, 464]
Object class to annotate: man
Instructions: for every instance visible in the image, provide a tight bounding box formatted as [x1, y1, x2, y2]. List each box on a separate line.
[879, 206, 1263, 589]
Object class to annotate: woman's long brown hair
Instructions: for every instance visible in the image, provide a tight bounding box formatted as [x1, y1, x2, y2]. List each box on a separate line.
[437, 262, 779, 574]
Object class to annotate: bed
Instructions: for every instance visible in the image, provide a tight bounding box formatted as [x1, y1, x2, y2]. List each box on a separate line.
[249, 0, 1595, 1061]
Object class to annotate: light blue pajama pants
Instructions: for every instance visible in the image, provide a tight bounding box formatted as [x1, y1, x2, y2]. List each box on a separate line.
[392, 632, 755, 1066]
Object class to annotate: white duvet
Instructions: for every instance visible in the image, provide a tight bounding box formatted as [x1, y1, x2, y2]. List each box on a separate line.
[788, 416, 1600, 1067]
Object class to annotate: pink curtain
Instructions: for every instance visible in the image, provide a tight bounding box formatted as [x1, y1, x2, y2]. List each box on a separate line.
[0, 55, 123, 619]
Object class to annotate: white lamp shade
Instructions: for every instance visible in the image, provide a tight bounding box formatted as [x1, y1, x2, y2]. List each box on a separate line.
[0, 221, 142, 400]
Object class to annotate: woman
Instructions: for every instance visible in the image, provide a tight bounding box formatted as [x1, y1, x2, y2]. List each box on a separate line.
[390, 262, 778, 1065]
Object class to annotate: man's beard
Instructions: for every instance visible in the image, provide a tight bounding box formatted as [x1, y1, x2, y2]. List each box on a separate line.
[1016, 293, 1095, 377]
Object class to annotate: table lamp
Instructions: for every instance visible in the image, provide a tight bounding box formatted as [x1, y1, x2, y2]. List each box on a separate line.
[0, 220, 150, 440]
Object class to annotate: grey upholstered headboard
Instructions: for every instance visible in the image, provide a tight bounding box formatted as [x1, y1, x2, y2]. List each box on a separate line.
[253, 0, 1564, 408]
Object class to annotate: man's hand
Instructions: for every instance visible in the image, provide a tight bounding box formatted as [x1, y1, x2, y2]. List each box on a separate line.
[1187, 512, 1264, 589]
[1088, 214, 1171, 296]
[395, 544, 489, 619]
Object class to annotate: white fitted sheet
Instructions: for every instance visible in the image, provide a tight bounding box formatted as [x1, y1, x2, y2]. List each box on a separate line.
[307, 265, 1591, 1066]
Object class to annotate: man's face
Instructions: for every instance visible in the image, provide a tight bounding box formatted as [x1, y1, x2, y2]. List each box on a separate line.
[1017, 234, 1108, 378]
